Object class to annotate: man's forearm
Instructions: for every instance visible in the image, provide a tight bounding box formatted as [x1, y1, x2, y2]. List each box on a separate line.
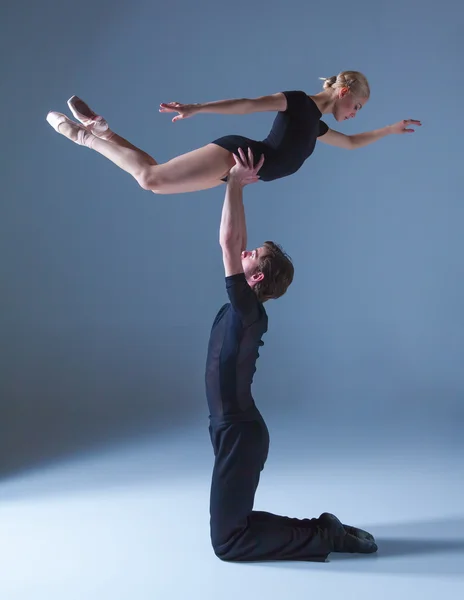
[196, 98, 255, 115]
[350, 125, 393, 149]
[219, 176, 247, 250]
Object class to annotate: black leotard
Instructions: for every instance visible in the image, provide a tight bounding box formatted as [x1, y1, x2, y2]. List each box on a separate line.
[211, 90, 329, 182]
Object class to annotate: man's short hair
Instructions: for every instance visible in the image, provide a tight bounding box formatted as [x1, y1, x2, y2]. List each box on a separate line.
[253, 241, 294, 303]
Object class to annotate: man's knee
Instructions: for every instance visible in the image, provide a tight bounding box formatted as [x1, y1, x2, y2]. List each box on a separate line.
[210, 523, 246, 562]
[211, 525, 234, 561]
[211, 540, 238, 562]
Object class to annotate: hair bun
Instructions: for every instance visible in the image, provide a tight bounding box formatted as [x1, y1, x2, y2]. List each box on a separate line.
[319, 76, 337, 89]
[319, 71, 370, 97]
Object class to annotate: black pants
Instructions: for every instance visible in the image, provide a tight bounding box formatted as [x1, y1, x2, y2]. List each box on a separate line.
[208, 404, 331, 562]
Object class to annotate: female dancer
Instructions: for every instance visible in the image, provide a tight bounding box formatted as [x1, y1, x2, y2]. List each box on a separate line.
[46, 70, 421, 195]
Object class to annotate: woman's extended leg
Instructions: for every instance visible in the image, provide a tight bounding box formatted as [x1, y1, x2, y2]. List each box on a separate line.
[46, 101, 235, 194]
[85, 136, 234, 194]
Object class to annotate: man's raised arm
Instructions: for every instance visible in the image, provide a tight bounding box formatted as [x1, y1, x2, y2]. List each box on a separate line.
[219, 148, 264, 277]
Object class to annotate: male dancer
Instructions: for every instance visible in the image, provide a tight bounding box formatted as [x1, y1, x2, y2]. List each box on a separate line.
[206, 147, 378, 562]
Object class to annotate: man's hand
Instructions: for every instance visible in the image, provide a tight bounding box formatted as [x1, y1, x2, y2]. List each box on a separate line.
[229, 147, 265, 187]
[159, 101, 199, 122]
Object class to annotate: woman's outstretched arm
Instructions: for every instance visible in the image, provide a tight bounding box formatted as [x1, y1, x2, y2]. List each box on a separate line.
[318, 119, 422, 150]
[159, 93, 287, 122]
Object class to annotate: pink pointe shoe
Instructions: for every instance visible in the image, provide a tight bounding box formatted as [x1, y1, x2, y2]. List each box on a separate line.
[67, 95, 114, 140]
[46, 111, 94, 146]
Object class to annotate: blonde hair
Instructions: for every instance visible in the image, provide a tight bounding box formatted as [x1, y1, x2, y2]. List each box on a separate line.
[319, 71, 370, 99]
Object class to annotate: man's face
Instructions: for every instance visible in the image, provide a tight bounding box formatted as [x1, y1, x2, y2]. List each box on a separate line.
[241, 246, 267, 286]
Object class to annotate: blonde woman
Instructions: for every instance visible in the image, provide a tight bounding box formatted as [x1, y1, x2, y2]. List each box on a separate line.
[46, 71, 420, 195]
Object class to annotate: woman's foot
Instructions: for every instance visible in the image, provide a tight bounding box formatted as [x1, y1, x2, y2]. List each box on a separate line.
[67, 95, 114, 140]
[46, 112, 95, 146]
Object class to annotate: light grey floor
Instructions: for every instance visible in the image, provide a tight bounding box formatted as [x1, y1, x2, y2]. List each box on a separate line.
[1, 420, 463, 600]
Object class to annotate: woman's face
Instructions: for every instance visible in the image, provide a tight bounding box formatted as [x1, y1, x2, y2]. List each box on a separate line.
[333, 89, 368, 122]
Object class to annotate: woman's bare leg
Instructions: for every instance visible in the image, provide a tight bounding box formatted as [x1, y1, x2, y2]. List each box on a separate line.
[105, 132, 159, 164]
[47, 109, 234, 194]
[88, 136, 234, 194]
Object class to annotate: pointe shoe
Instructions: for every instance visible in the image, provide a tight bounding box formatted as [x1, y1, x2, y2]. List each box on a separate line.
[46, 111, 93, 146]
[67, 95, 114, 140]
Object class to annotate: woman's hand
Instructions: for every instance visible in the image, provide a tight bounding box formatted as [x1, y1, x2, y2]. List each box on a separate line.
[228, 148, 265, 187]
[159, 101, 199, 122]
[389, 119, 422, 134]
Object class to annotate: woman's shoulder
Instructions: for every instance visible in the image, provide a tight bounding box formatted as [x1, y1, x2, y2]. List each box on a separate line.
[281, 91, 322, 118]
[280, 90, 311, 110]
